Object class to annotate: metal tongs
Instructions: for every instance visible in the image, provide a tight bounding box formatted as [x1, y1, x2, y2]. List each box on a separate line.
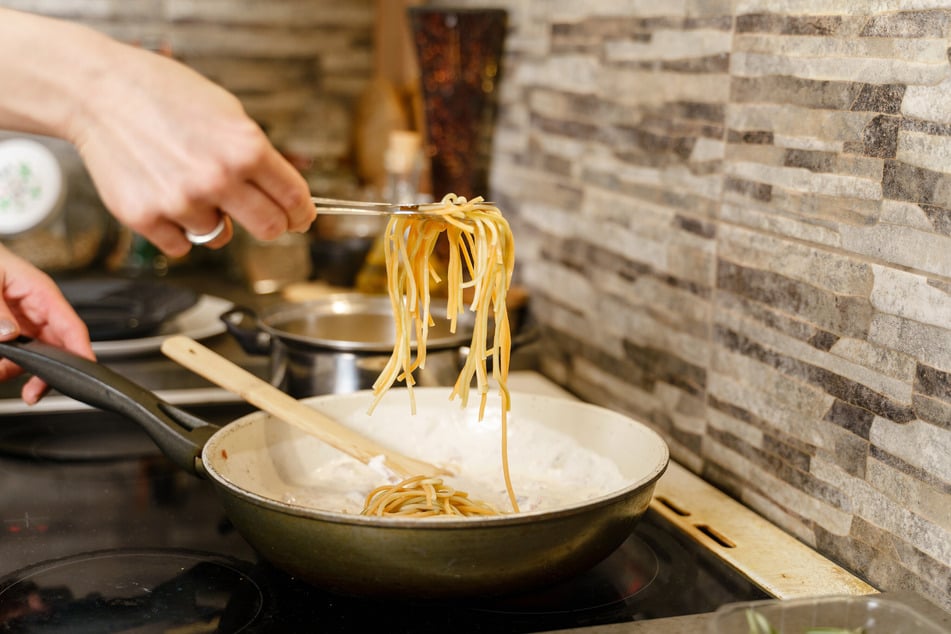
[312, 196, 433, 218]
[312, 196, 495, 218]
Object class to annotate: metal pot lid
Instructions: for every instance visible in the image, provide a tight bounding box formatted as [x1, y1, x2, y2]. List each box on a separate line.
[256, 293, 474, 353]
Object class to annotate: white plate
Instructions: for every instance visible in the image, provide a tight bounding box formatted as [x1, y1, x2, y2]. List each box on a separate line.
[92, 294, 233, 359]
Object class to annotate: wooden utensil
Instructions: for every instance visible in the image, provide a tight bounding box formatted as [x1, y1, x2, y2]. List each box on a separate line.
[160, 335, 448, 478]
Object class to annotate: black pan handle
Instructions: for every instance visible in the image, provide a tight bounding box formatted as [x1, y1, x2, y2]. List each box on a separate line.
[0, 338, 217, 476]
[220, 305, 272, 355]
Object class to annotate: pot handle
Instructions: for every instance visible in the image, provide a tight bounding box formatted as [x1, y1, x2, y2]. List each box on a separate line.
[0, 338, 217, 476]
[220, 305, 272, 355]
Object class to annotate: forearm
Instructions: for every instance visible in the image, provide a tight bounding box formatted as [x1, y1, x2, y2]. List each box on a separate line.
[0, 8, 116, 142]
[0, 8, 314, 254]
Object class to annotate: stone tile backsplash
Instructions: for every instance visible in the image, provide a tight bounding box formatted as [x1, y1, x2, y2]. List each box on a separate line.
[434, 0, 951, 610]
[8, 0, 950, 611]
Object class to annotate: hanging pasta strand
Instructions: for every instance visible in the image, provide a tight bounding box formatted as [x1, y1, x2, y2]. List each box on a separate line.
[366, 194, 519, 514]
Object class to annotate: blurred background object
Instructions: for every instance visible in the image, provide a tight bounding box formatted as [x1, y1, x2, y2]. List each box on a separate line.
[352, 0, 427, 197]
[234, 229, 314, 295]
[0, 133, 116, 274]
[315, 0, 428, 293]
[0, 138, 65, 238]
[409, 6, 507, 200]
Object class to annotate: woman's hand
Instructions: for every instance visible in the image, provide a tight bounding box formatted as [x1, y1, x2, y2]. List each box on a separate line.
[0, 9, 318, 401]
[0, 9, 316, 257]
[0, 245, 94, 404]
[69, 42, 316, 257]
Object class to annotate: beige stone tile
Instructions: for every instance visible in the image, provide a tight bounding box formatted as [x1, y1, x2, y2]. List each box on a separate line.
[866, 458, 951, 530]
[870, 417, 951, 483]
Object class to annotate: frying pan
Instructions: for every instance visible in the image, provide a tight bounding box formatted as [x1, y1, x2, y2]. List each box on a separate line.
[57, 277, 198, 341]
[0, 338, 669, 599]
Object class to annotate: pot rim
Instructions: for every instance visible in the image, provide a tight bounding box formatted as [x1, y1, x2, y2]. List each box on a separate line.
[255, 293, 474, 353]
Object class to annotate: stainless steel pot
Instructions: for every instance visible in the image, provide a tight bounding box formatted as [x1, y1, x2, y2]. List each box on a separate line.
[222, 293, 473, 397]
[0, 339, 669, 599]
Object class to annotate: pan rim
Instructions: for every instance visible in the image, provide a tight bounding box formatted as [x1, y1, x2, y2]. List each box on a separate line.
[200, 388, 670, 527]
[206, 457, 669, 528]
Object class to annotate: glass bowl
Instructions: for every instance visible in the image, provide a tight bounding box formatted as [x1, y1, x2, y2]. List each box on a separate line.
[709, 595, 948, 634]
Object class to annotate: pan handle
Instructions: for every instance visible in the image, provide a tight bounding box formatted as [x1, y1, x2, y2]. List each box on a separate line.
[0, 337, 217, 476]
[220, 305, 272, 355]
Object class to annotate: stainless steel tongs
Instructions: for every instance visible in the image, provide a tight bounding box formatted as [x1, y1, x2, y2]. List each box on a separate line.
[311, 196, 495, 218]
[312, 197, 433, 218]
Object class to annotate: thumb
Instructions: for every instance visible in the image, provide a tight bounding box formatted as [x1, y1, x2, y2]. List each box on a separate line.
[0, 299, 27, 391]
[0, 270, 26, 386]
[0, 307, 43, 405]
[0, 256, 20, 341]
[0, 308, 20, 342]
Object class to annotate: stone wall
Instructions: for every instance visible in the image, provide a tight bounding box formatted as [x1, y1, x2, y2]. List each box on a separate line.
[432, 0, 951, 610]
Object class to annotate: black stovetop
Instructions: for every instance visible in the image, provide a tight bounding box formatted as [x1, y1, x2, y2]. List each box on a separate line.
[0, 401, 769, 633]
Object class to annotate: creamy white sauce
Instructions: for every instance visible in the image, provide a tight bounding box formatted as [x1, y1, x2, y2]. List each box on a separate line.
[277, 397, 629, 516]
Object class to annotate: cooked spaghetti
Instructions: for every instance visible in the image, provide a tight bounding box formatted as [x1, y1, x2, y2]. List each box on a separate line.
[362, 475, 501, 517]
[365, 193, 517, 516]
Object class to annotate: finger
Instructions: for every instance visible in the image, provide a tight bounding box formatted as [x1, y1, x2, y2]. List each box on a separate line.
[180, 208, 227, 242]
[219, 182, 287, 241]
[251, 147, 315, 233]
[0, 314, 19, 342]
[0, 262, 92, 360]
[201, 214, 233, 250]
[184, 213, 229, 247]
[0, 290, 45, 403]
[132, 211, 233, 257]
[8, 283, 94, 403]
[18, 297, 95, 404]
[21, 376, 49, 406]
[42, 301, 96, 362]
[0, 264, 20, 337]
[0, 274, 23, 385]
[16, 321, 94, 403]
[0, 358, 24, 384]
[0, 310, 24, 383]
[140, 218, 195, 258]
[0, 248, 95, 403]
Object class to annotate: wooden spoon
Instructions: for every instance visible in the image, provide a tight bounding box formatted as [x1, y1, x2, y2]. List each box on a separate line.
[160, 334, 449, 478]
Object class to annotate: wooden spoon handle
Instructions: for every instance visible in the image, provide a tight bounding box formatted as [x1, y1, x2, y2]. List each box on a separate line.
[160, 335, 446, 478]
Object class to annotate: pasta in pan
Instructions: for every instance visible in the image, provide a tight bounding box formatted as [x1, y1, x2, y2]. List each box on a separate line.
[362, 193, 518, 516]
[362, 475, 501, 517]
